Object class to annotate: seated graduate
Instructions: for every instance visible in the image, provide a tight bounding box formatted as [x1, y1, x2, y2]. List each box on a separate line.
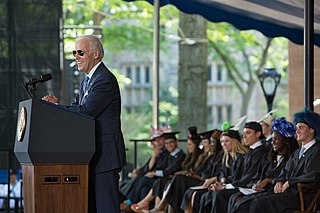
[258, 112, 274, 149]
[130, 131, 186, 212]
[148, 128, 221, 213]
[199, 129, 250, 213]
[120, 127, 168, 210]
[181, 129, 223, 213]
[132, 127, 202, 213]
[249, 109, 320, 213]
[199, 121, 267, 213]
[227, 117, 298, 213]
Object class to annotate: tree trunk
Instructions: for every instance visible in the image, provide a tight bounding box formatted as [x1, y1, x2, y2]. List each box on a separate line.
[178, 12, 208, 138]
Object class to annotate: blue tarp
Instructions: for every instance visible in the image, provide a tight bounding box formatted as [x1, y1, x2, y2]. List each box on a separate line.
[126, 0, 320, 46]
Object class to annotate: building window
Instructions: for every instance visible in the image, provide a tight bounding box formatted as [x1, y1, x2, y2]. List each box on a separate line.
[135, 66, 141, 84]
[208, 106, 213, 125]
[208, 65, 212, 82]
[217, 64, 223, 82]
[145, 66, 150, 84]
[126, 67, 132, 80]
[227, 105, 232, 122]
[217, 106, 223, 125]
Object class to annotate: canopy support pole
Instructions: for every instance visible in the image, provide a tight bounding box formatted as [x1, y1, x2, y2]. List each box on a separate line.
[304, 0, 314, 110]
[152, 0, 160, 129]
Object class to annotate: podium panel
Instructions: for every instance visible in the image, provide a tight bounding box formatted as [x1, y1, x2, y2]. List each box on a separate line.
[23, 164, 89, 213]
[14, 99, 95, 213]
[14, 99, 95, 164]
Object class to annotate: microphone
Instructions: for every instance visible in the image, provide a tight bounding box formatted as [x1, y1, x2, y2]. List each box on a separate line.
[25, 73, 52, 86]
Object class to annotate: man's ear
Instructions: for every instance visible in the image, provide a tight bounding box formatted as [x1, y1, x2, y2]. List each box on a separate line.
[310, 127, 315, 135]
[94, 50, 100, 59]
[256, 131, 262, 139]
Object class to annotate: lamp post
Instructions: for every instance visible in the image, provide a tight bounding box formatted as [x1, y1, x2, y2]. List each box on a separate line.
[258, 68, 281, 112]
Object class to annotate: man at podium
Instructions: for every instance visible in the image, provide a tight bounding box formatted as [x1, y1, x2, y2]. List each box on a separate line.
[43, 35, 126, 213]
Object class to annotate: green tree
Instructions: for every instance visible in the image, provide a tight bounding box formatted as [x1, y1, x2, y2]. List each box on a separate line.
[207, 23, 288, 116]
[121, 96, 179, 167]
[63, 0, 179, 53]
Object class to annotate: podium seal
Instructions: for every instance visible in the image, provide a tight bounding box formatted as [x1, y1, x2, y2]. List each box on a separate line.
[17, 107, 27, 142]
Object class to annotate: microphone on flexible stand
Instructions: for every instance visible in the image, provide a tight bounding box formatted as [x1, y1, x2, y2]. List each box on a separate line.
[25, 73, 52, 86]
[23, 73, 52, 99]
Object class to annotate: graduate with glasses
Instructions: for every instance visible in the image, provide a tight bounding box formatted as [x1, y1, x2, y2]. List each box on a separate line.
[130, 131, 186, 213]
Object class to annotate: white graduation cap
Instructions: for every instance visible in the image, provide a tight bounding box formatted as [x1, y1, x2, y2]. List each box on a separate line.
[257, 109, 278, 126]
[230, 115, 247, 131]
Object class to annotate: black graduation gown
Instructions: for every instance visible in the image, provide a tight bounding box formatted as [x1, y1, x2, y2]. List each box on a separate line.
[162, 149, 186, 176]
[137, 149, 185, 201]
[228, 153, 288, 213]
[156, 154, 216, 213]
[232, 145, 267, 188]
[180, 152, 223, 212]
[262, 136, 272, 150]
[199, 153, 247, 213]
[201, 144, 267, 213]
[249, 142, 320, 213]
[219, 154, 246, 185]
[121, 149, 170, 202]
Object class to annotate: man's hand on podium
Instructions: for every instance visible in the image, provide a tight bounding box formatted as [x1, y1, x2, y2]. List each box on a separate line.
[42, 95, 59, 105]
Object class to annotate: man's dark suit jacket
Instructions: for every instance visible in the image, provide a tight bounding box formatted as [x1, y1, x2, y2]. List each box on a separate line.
[67, 62, 126, 173]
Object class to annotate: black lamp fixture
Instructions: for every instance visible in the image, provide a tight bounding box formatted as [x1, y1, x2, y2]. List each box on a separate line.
[258, 68, 281, 112]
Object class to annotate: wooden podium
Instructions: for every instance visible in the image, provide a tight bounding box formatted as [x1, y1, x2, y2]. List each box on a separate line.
[14, 99, 95, 213]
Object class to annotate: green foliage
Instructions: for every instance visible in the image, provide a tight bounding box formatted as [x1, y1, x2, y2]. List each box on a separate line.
[208, 22, 288, 79]
[122, 99, 178, 166]
[63, 0, 178, 54]
[265, 38, 289, 73]
[110, 67, 132, 89]
[159, 100, 179, 128]
[103, 24, 153, 52]
[273, 95, 289, 119]
[207, 22, 288, 115]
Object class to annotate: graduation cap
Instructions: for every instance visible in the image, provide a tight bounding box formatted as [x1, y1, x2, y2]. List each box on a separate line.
[220, 115, 247, 134]
[199, 130, 214, 140]
[221, 129, 241, 142]
[162, 131, 179, 140]
[293, 108, 320, 138]
[149, 124, 172, 141]
[244, 121, 263, 133]
[221, 121, 232, 131]
[272, 117, 296, 138]
[149, 132, 163, 141]
[258, 110, 277, 126]
[244, 121, 265, 140]
[199, 129, 221, 140]
[230, 115, 247, 131]
[188, 126, 201, 142]
[212, 129, 222, 139]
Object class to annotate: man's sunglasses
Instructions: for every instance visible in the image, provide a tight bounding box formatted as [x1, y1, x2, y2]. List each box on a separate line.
[72, 49, 95, 57]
